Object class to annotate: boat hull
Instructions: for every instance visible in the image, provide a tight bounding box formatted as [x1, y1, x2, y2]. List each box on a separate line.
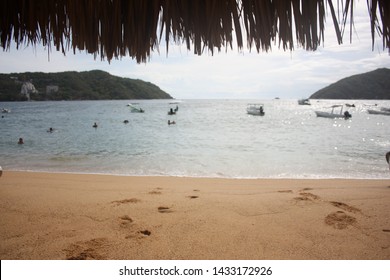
[367, 109, 390, 116]
[315, 111, 347, 119]
[247, 109, 264, 116]
[298, 99, 311, 105]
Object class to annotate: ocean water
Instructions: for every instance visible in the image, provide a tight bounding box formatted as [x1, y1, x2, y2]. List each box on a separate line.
[1, 99, 389, 179]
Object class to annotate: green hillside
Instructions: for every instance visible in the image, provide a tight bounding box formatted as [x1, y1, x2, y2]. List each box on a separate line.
[0, 70, 172, 101]
[310, 68, 390, 99]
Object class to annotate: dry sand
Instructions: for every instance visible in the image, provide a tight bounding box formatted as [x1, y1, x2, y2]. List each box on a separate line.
[0, 171, 389, 260]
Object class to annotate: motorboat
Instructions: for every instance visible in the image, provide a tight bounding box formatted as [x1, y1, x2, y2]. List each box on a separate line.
[298, 98, 311, 105]
[127, 103, 144, 113]
[315, 105, 352, 119]
[367, 108, 390, 116]
[2, 108, 10, 113]
[246, 104, 265, 116]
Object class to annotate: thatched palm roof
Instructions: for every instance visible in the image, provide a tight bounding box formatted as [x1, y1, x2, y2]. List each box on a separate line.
[1, 0, 389, 63]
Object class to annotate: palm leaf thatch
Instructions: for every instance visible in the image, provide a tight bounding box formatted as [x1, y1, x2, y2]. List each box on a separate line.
[0, 0, 389, 63]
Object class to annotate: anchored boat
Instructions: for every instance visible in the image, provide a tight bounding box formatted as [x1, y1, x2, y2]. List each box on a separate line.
[246, 104, 265, 116]
[315, 105, 352, 119]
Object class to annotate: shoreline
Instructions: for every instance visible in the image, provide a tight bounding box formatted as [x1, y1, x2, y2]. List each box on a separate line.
[0, 171, 389, 260]
[3, 168, 390, 180]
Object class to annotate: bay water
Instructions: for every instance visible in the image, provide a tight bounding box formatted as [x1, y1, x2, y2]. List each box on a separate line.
[1, 99, 389, 179]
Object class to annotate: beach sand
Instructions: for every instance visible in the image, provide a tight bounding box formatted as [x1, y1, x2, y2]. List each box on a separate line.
[0, 171, 389, 260]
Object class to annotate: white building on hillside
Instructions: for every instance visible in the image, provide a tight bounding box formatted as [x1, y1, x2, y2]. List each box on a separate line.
[20, 82, 38, 101]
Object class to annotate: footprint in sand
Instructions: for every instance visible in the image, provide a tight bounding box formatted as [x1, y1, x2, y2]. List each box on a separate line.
[278, 190, 293, 193]
[329, 201, 361, 214]
[117, 216, 153, 240]
[125, 229, 152, 239]
[111, 198, 141, 205]
[158, 206, 172, 213]
[294, 196, 310, 201]
[65, 238, 108, 260]
[139, 230, 151, 236]
[325, 211, 357, 230]
[149, 190, 162, 195]
[119, 215, 134, 228]
[299, 192, 320, 200]
[294, 192, 320, 202]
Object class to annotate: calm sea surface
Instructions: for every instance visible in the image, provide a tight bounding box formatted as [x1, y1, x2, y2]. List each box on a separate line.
[1, 99, 389, 179]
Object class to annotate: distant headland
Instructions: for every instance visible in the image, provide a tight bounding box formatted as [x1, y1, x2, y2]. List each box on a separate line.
[0, 70, 173, 101]
[310, 68, 390, 100]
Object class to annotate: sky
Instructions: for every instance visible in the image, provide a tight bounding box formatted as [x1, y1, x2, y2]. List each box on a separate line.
[0, 1, 389, 100]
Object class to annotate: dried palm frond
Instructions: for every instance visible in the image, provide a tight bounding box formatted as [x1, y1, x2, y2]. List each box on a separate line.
[0, 0, 388, 63]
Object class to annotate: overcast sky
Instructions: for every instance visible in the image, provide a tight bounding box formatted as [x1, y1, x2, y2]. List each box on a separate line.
[0, 1, 389, 99]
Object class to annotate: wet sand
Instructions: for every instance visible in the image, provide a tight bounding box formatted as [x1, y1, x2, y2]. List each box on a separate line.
[0, 171, 389, 259]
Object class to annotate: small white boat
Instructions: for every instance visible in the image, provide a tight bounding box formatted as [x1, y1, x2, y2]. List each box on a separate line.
[2, 108, 10, 113]
[127, 103, 144, 113]
[246, 104, 265, 116]
[298, 98, 311, 105]
[315, 105, 352, 119]
[367, 109, 390, 116]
